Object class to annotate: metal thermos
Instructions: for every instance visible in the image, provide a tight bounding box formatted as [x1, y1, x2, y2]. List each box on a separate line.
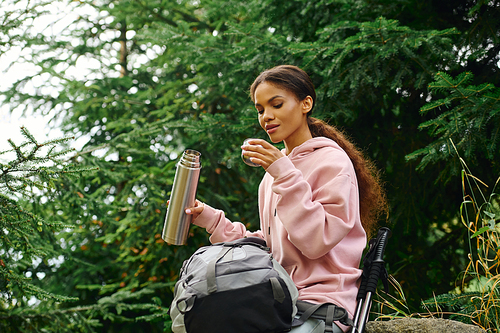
[162, 149, 201, 245]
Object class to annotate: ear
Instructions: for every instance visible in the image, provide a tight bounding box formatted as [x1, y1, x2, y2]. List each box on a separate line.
[301, 96, 313, 114]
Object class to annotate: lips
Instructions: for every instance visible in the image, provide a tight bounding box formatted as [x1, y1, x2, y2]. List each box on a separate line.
[265, 124, 279, 134]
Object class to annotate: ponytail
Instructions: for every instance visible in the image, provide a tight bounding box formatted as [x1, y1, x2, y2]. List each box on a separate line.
[308, 117, 388, 236]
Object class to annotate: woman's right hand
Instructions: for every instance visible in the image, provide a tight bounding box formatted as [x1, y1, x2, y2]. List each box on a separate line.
[183, 199, 205, 221]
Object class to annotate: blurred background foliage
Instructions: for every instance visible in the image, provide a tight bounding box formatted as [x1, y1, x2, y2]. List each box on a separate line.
[0, 0, 499, 331]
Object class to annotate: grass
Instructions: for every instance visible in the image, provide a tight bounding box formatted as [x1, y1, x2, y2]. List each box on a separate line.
[371, 140, 500, 332]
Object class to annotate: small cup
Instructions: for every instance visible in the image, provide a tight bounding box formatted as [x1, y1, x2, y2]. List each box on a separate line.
[241, 139, 261, 167]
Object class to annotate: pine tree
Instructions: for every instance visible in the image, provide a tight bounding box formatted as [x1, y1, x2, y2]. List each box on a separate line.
[0, 128, 92, 331]
[1, 0, 500, 330]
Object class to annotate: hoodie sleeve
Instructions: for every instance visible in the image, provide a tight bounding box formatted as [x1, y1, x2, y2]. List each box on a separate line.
[266, 149, 359, 259]
[192, 203, 265, 244]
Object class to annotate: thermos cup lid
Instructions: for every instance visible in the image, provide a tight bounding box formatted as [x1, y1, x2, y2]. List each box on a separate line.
[242, 139, 261, 167]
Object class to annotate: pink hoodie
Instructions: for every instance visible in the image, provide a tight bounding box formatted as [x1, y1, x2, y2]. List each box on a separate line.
[193, 137, 366, 330]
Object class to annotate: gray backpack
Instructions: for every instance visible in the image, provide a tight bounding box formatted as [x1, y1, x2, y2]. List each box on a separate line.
[170, 237, 299, 333]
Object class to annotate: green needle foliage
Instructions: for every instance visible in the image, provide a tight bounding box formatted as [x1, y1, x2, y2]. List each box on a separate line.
[0, 129, 173, 332]
[407, 72, 500, 178]
[1, 0, 500, 331]
[0, 128, 85, 328]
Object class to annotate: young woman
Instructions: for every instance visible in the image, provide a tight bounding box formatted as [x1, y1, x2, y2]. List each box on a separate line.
[185, 65, 387, 332]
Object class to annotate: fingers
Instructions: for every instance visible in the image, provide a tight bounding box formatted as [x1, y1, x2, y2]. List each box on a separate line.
[167, 199, 204, 216]
[185, 200, 204, 215]
[185, 206, 204, 215]
[241, 139, 276, 156]
[242, 138, 273, 149]
[241, 139, 284, 170]
[241, 146, 262, 167]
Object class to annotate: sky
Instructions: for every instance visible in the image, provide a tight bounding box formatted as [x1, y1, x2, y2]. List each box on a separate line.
[0, 99, 64, 155]
[0, 0, 107, 164]
[0, 51, 63, 154]
[0, 0, 148, 161]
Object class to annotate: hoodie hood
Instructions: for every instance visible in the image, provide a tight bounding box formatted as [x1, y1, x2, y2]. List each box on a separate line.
[286, 136, 344, 160]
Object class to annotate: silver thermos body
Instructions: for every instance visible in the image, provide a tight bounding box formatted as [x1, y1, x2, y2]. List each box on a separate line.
[162, 149, 201, 245]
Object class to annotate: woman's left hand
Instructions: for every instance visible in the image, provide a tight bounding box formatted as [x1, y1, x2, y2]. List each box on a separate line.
[241, 139, 284, 170]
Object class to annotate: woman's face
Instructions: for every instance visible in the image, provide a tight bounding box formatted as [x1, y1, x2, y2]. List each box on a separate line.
[254, 81, 313, 153]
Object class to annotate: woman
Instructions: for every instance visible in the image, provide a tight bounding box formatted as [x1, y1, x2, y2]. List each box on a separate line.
[185, 65, 387, 332]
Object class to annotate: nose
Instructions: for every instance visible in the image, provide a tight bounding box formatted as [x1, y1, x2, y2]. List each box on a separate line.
[262, 108, 275, 122]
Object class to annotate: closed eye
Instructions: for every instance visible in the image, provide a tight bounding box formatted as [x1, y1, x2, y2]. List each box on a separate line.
[273, 103, 283, 109]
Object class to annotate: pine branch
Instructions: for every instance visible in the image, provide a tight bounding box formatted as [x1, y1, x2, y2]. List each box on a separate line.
[0, 128, 98, 314]
[406, 71, 500, 170]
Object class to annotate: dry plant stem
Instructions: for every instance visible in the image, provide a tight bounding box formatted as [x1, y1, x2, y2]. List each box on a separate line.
[457, 142, 500, 331]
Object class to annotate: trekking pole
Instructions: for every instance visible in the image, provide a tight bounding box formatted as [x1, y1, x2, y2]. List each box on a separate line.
[351, 227, 391, 333]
